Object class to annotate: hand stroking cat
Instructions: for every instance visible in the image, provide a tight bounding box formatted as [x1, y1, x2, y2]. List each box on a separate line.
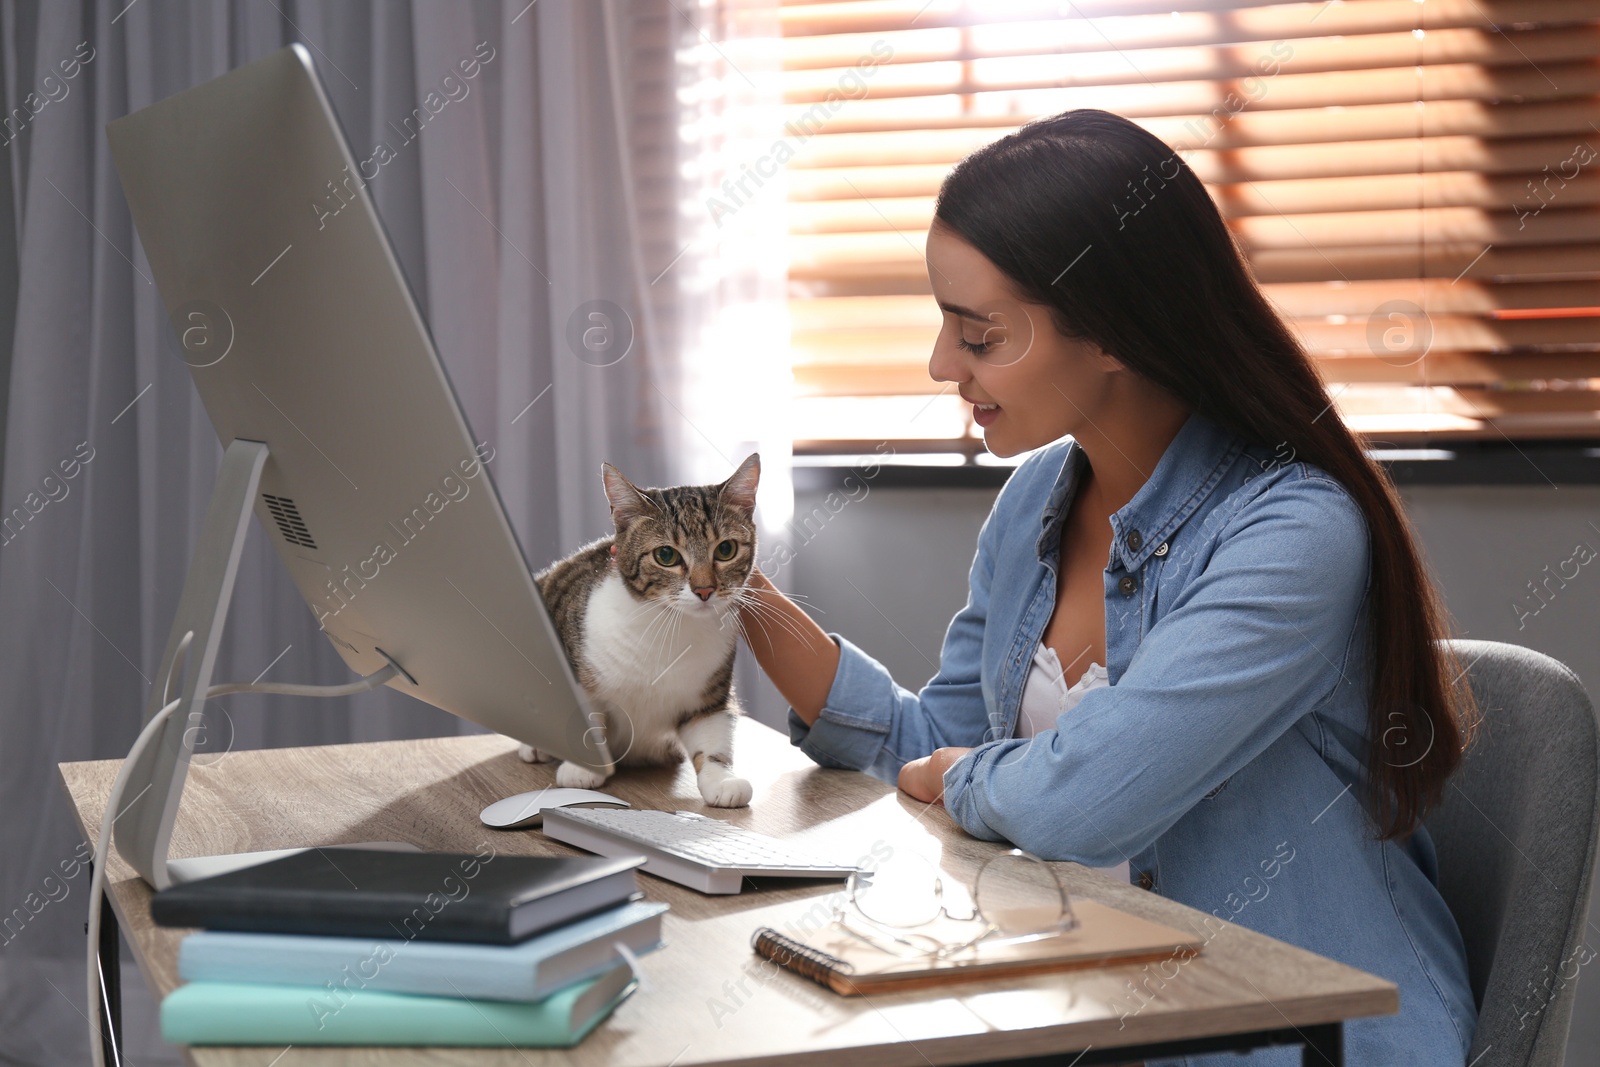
[509, 454, 763, 807]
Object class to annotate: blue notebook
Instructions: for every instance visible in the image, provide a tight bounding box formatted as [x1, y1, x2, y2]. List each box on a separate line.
[178, 899, 667, 1001]
[163, 962, 637, 1046]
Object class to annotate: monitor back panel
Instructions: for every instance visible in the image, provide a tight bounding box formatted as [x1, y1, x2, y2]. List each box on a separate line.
[106, 45, 609, 770]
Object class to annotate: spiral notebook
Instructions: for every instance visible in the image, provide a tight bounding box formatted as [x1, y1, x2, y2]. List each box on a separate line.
[751, 898, 1204, 996]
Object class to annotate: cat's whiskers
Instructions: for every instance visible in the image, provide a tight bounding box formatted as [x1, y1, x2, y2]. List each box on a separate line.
[666, 604, 687, 672]
[738, 580, 826, 618]
[619, 596, 683, 686]
[721, 605, 761, 650]
[624, 591, 675, 643]
[623, 591, 672, 623]
[724, 599, 809, 653]
[628, 594, 672, 629]
[643, 602, 679, 668]
[636, 596, 681, 661]
[646, 597, 692, 680]
[726, 588, 813, 647]
[642, 588, 710, 672]
[771, 589, 825, 613]
[744, 607, 811, 649]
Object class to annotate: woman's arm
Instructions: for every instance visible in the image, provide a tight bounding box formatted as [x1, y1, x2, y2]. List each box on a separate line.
[736, 567, 840, 726]
[740, 447, 1061, 781]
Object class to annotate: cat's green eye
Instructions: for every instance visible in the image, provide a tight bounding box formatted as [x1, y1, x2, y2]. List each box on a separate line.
[714, 539, 737, 561]
[653, 545, 681, 567]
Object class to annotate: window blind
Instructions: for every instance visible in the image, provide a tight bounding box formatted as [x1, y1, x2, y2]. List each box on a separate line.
[772, 0, 1600, 453]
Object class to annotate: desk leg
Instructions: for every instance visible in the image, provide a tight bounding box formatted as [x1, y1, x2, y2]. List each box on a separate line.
[1301, 1022, 1342, 1066]
[94, 877, 123, 1066]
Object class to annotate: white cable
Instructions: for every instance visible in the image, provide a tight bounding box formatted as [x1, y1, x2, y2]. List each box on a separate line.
[207, 675, 404, 698]
[86, 653, 401, 1067]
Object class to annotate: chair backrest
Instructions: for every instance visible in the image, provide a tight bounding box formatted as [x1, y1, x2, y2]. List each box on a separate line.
[1424, 639, 1600, 1067]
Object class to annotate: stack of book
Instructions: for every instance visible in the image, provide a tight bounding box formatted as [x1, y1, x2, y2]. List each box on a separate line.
[150, 847, 663, 1047]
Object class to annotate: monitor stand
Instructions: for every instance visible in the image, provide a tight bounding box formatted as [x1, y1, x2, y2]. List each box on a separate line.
[112, 438, 412, 889]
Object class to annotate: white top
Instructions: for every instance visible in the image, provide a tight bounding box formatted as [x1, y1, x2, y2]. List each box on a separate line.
[1015, 643, 1108, 739]
[1014, 642, 1129, 884]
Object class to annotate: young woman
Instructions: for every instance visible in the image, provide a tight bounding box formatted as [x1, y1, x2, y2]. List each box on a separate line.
[736, 109, 1479, 1066]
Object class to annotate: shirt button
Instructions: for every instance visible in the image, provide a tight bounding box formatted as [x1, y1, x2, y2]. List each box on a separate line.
[1126, 529, 1143, 552]
[1118, 574, 1137, 596]
[1154, 541, 1169, 557]
[1137, 869, 1155, 891]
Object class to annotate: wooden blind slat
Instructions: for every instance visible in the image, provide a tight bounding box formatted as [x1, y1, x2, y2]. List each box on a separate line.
[791, 359, 1600, 395]
[779, 0, 1600, 70]
[787, 201, 1600, 248]
[783, 96, 1600, 147]
[787, 240, 1600, 289]
[792, 281, 1600, 325]
[787, 170, 1600, 222]
[781, 26, 1600, 100]
[1215, 172, 1600, 217]
[787, 154, 1600, 205]
[787, 131, 1600, 182]
[785, 61, 1600, 134]
[1248, 241, 1600, 283]
[1233, 205, 1600, 250]
[791, 316, 1600, 365]
[777, 1, 1317, 39]
[775, 0, 1591, 36]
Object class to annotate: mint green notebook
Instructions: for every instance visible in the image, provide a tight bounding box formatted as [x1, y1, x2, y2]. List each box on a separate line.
[161, 960, 636, 1046]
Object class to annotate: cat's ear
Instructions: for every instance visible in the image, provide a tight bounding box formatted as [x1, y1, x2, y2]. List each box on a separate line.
[601, 462, 657, 529]
[718, 453, 760, 515]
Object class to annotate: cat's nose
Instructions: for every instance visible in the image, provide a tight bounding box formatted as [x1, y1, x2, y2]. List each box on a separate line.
[693, 586, 715, 601]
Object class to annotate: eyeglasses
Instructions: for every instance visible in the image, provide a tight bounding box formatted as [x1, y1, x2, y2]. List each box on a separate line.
[830, 849, 1079, 961]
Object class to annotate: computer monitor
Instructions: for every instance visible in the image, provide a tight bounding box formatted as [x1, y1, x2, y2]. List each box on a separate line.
[105, 44, 611, 888]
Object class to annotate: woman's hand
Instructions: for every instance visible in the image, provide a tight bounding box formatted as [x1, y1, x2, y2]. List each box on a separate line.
[897, 747, 973, 804]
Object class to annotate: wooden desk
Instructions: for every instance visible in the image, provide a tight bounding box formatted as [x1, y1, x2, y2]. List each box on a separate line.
[58, 717, 1396, 1066]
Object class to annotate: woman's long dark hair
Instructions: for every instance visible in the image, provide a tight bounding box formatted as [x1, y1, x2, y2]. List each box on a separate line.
[934, 108, 1477, 841]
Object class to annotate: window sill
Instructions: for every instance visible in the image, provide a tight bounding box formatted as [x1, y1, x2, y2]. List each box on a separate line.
[791, 440, 1600, 492]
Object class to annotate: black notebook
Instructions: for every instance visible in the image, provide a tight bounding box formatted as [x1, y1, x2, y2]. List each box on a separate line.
[151, 848, 646, 945]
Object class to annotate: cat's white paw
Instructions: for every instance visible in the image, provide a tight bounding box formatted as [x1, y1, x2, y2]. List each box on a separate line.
[701, 775, 753, 808]
[556, 760, 609, 790]
[518, 743, 556, 764]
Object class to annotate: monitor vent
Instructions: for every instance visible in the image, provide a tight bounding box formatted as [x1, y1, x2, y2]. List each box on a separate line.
[263, 494, 318, 550]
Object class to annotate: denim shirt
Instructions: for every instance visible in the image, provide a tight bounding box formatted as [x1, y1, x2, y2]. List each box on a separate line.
[786, 409, 1476, 1067]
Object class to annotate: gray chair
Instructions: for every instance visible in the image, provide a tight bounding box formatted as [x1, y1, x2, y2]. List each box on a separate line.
[1425, 639, 1600, 1067]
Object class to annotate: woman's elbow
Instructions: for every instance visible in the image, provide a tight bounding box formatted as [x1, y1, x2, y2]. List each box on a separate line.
[1008, 824, 1131, 867]
[955, 793, 1146, 867]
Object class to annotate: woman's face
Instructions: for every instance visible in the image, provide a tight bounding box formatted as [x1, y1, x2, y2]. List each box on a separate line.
[924, 220, 1121, 459]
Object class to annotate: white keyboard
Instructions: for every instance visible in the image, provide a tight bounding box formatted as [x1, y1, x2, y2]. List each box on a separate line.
[540, 808, 859, 894]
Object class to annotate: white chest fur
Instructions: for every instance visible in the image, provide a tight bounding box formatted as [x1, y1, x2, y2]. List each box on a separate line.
[579, 570, 738, 718]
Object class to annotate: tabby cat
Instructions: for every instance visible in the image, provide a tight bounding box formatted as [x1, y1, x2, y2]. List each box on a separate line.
[514, 453, 761, 807]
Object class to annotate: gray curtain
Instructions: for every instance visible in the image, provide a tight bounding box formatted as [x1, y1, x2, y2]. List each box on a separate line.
[0, 2, 790, 1062]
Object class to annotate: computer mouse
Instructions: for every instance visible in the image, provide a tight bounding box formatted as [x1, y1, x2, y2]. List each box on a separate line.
[479, 787, 631, 829]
